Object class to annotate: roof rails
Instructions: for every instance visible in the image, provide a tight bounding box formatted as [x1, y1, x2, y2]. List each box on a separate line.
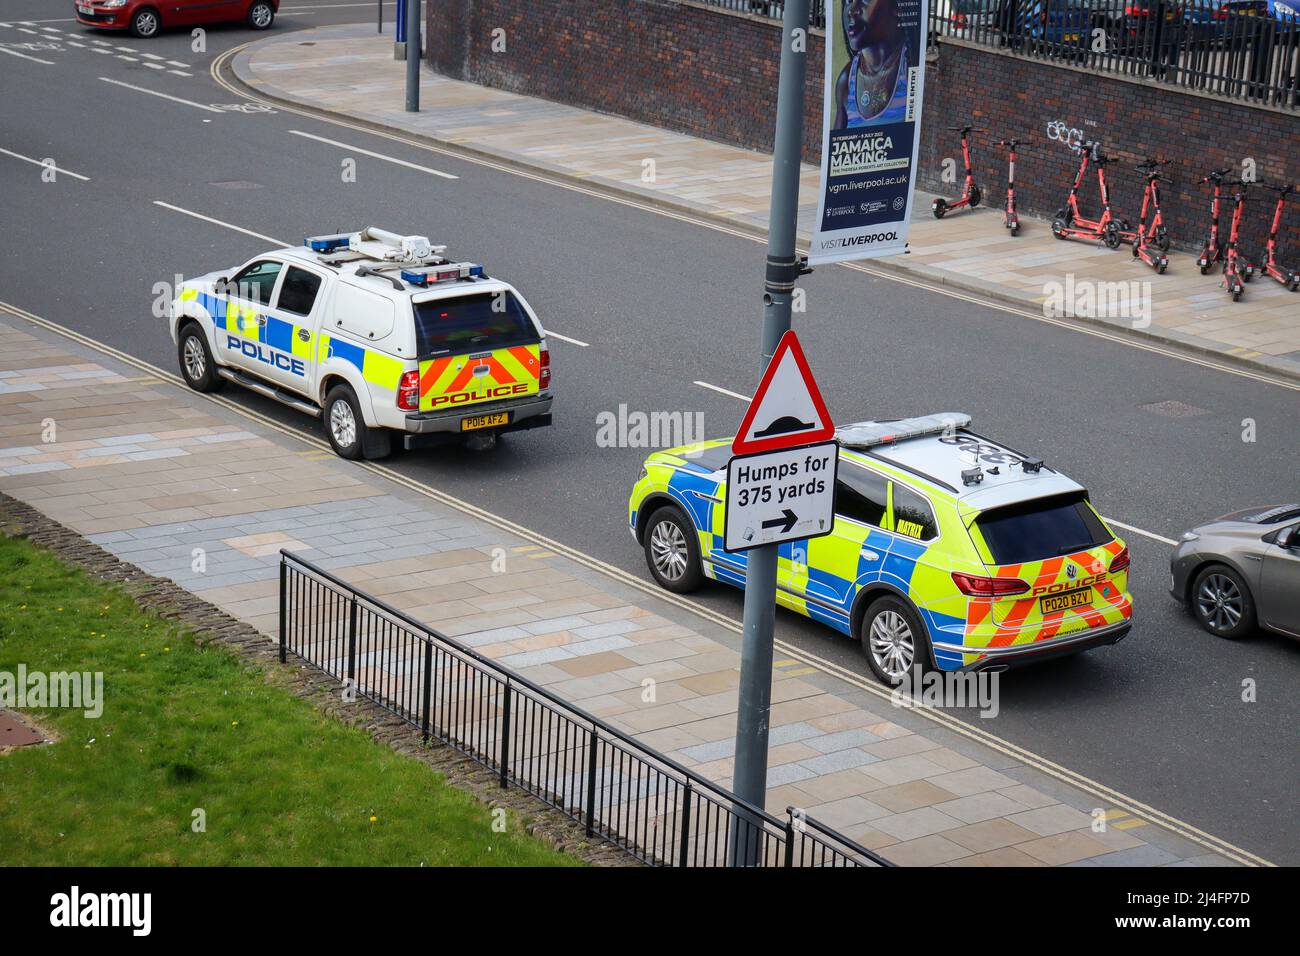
[836, 413, 972, 450]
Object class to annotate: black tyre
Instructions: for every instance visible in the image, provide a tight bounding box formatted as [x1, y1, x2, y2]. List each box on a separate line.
[1054, 207, 1072, 225]
[1009, 223, 1019, 236]
[1156, 228, 1170, 252]
[1289, 275, 1300, 292]
[860, 596, 932, 687]
[643, 506, 703, 593]
[1232, 288, 1243, 301]
[932, 198, 948, 219]
[130, 6, 161, 37]
[247, 1, 275, 29]
[177, 324, 224, 393]
[969, 185, 982, 208]
[1157, 258, 1168, 275]
[323, 384, 390, 461]
[1199, 260, 1211, 276]
[1191, 564, 1256, 639]
[1103, 222, 1123, 249]
[1051, 217, 1068, 239]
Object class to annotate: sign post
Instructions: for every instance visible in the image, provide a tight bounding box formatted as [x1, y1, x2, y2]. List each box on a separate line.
[404, 0, 421, 112]
[727, 325, 834, 867]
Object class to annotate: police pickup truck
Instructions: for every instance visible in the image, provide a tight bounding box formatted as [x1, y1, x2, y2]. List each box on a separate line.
[169, 228, 552, 459]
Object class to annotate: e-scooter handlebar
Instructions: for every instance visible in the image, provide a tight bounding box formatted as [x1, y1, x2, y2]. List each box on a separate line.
[1199, 168, 1233, 184]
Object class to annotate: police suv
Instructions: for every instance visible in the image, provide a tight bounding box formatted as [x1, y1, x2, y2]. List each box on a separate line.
[169, 228, 553, 459]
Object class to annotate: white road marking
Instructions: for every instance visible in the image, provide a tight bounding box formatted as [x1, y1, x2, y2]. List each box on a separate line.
[144, 62, 165, 70]
[0, 46, 53, 64]
[99, 77, 225, 113]
[40, 26, 62, 33]
[0, 147, 89, 181]
[152, 201, 287, 245]
[543, 331, 589, 347]
[116, 55, 138, 62]
[91, 47, 113, 55]
[169, 70, 191, 77]
[140, 52, 163, 60]
[90, 38, 110, 44]
[114, 46, 135, 52]
[692, 378, 1178, 547]
[280, 2, 381, 9]
[66, 40, 85, 47]
[287, 129, 459, 179]
[165, 59, 190, 68]
[17, 27, 39, 35]
[693, 380, 750, 402]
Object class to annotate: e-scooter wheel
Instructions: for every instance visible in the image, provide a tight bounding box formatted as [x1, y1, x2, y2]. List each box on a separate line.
[1198, 260, 1211, 275]
[1157, 258, 1168, 275]
[1156, 228, 1170, 253]
[1289, 274, 1300, 292]
[1232, 287, 1243, 302]
[1010, 222, 1019, 237]
[969, 186, 982, 208]
[1051, 217, 1068, 240]
[1103, 222, 1123, 250]
[1054, 207, 1073, 225]
[932, 198, 948, 219]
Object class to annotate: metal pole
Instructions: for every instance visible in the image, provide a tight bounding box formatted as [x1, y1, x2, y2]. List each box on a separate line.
[728, 0, 810, 868]
[377, 0, 382, 34]
[404, 0, 421, 112]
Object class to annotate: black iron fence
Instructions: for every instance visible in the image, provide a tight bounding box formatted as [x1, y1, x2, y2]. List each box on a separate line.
[278, 551, 893, 868]
[701, 0, 1299, 109]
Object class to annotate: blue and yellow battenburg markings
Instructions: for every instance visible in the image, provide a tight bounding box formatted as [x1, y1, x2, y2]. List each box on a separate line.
[180, 287, 406, 390]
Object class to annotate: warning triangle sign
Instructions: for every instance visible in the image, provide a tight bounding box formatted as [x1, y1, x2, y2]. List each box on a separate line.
[732, 330, 835, 455]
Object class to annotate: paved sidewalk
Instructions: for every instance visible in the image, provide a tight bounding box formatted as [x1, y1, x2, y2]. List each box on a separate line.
[230, 23, 1300, 380]
[0, 310, 1250, 866]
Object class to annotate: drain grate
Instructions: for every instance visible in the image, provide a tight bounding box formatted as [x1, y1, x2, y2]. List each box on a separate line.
[1138, 400, 1211, 418]
[209, 181, 263, 190]
[0, 711, 45, 749]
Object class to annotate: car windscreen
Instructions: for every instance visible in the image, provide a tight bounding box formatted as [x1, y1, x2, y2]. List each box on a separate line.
[412, 292, 540, 358]
[975, 491, 1112, 565]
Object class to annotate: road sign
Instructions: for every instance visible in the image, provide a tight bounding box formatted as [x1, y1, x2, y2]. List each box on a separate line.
[723, 441, 838, 553]
[732, 329, 834, 455]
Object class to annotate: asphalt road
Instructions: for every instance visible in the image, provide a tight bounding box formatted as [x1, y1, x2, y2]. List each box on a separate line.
[1, 0, 1297, 863]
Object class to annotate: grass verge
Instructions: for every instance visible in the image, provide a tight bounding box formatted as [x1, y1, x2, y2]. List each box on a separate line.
[0, 533, 579, 866]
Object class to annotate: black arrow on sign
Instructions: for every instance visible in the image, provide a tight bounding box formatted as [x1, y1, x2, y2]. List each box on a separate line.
[762, 509, 798, 534]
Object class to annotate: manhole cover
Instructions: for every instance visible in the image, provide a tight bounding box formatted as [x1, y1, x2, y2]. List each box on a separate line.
[209, 181, 264, 190]
[1138, 400, 1210, 418]
[0, 711, 44, 749]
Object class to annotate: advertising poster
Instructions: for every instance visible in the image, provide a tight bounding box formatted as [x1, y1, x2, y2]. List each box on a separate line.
[810, 0, 928, 264]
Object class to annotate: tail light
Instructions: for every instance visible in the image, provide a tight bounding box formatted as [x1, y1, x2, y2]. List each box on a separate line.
[397, 369, 420, 411]
[539, 347, 551, 390]
[951, 572, 1031, 596]
[1109, 546, 1131, 574]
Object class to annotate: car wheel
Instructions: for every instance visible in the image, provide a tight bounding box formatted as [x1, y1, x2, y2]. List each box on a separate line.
[1191, 565, 1256, 639]
[177, 324, 224, 393]
[323, 384, 389, 461]
[247, 1, 275, 29]
[861, 596, 931, 687]
[130, 6, 161, 37]
[643, 506, 703, 593]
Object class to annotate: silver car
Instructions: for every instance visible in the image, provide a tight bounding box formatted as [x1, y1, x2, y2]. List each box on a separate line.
[1170, 504, 1300, 640]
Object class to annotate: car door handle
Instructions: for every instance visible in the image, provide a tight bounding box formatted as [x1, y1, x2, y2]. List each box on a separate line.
[257, 315, 267, 326]
[1244, 554, 1261, 561]
[690, 491, 722, 504]
[860, 549, 880, 561]
[297, 329, 311, 342]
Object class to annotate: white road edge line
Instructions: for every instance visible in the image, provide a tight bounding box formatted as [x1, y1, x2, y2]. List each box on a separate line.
[0, 147, 89, 181]
[693, 379, 1178, 547]
[287, 129, 458, 179]
[152, 201, 286, 245]
[98, 76, 224, 113]
[0, 47, 53, 65]
[0, 296, 1273, 869]
[544, 330, 589, 348]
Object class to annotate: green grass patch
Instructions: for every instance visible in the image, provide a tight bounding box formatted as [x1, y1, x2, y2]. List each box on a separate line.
[0, 533, 580, 866]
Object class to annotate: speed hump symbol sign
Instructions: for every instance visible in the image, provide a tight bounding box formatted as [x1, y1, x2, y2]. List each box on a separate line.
[723, 440, 838, 553]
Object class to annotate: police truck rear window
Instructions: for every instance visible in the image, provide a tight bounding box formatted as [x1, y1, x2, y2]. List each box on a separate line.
[976, 492, 1112, 565]
[412, 293, 539, 357]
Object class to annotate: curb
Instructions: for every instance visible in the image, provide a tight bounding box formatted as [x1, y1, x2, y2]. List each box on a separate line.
[223, 32, 1300, 388]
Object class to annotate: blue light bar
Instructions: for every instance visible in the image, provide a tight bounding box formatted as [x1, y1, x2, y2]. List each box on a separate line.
[401, 263, 484, 286]
[304, 232, 352, 253]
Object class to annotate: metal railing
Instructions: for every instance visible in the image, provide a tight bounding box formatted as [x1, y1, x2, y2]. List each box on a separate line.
[930, 0, 1299, 108]
[698, 0, 1298, 108]
[278, 551, 893, 868]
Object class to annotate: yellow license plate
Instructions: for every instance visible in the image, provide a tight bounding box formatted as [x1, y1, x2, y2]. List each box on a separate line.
[461, 412, 508, 431]
[1041, 587, 1092, 614]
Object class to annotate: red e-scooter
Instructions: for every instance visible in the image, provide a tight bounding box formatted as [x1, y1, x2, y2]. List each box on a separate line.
[932, 126, 984, 219]
[1127, 158, 1172, 274]
[1197, 168, 1255, 280]
[1256, 182, 1300, 291]
[1051, 141, 1129, 249]
[992, 137, 1025, 236]
[1219, 179, 1252, 302]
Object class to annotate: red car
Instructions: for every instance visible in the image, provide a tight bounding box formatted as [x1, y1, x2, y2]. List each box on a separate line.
[74, 0, 278, 38]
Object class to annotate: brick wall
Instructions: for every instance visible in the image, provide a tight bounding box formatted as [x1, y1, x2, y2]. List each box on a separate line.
[428, 0, 1300, 254]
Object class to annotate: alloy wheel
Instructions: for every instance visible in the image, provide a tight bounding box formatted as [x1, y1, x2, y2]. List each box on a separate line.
[1196, 573, 1243, 632]
[649, 519, 688, 582]
[869, 609, 914, 681]
[329, 399, 357, 449]
[182, 336, 205, 382]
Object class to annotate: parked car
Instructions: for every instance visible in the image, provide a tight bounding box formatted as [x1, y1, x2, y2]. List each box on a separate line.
[74, 0, 278, 39]
[1170, 504, 1300, 640]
